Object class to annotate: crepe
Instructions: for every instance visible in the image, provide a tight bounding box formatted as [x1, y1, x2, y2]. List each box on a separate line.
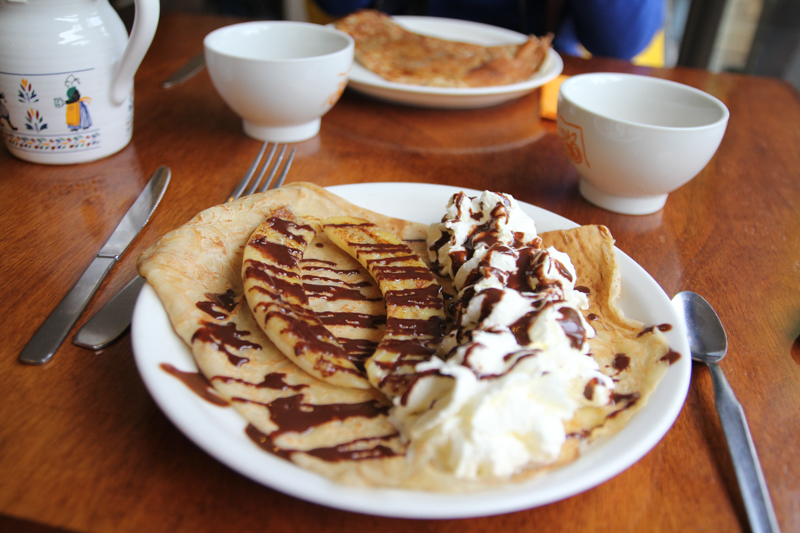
[137, 183, 674, 491]
[241, 209, 373, 390]
[540, 226, 674, 438]
[334, 9, 552, 88]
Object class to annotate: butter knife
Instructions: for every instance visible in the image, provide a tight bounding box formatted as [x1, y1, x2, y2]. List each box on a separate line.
[73, 275, 146, 350]
[19, 167, 171, 365]
[162, 53, 205, 89]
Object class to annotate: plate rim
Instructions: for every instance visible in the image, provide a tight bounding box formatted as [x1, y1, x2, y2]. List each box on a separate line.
[131, 182, 691, 519]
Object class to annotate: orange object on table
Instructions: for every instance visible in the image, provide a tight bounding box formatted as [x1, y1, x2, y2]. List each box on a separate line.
[540, 74, 569, 121]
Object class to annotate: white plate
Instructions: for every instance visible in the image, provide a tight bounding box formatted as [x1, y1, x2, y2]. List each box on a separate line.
[132, 183, 691, 519]
[343, 16, 564, 109]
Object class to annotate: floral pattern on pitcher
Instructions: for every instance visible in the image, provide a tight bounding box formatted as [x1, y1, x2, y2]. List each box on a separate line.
[13, 78, 49, 133]
[2, 130, 100, 151]
[24, 108, 47, 132]
[17, 78, 38, 104]
[0, 73, 102, 154]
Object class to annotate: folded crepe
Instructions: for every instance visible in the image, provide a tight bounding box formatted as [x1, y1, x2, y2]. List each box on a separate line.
[334, 9, 552, 88]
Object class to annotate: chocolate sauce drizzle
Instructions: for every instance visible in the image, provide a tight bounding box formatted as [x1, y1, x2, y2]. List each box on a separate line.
[336, 338, 379, 371]
[317, 311, 386, 329]
[192, 321, 260, 367]
[246, 424, 400, 462]
[303, 437, 399, 462]
[196, 289, 238, 320]
[299, 261, 382, 302]
[213, 372, 307, 392]
[375, 339, 438, 373]
[302, 282, 383, 302]
[240, 395, 400, 462]
[635, 323, 682, 365]
[302, 274, 373, 289]
[385, 285, 444, 309]
[248, 217, 314, 268]
[160, 363, 230, 406]
[556, 307, 586, 350]
[660, 348, 682, 365]
[608, 392, 641, 418]
[613, 353, 630, 372]
[637, 323, 673, 337]
[194, 290, 261, 367]
[245, 260, 306, 306]
[266, 395, 388, 434]
[583, 377, 600, 400]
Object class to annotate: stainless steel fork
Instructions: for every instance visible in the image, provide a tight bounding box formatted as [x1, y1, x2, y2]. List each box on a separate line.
[72, 141, 296, 350]
[227, 141, 296, 201]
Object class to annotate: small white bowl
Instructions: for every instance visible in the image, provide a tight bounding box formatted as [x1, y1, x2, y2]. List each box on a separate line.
[557, 73, 729, 215]
[204, 21, 354, 142]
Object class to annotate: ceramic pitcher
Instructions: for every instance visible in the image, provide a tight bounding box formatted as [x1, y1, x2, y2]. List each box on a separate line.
[0, 0, 159, 165]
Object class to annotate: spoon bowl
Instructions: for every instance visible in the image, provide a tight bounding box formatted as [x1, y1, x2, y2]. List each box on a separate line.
[673, 291, 728, 363]
[672, 291, 780, 532]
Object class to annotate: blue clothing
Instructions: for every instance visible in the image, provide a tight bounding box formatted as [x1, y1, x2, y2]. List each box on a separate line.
[316, 0, 663, 60]
[67, 101, 92, 132]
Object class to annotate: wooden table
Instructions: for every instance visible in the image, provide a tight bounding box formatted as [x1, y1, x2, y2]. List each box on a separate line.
[1, 12, 798, 533]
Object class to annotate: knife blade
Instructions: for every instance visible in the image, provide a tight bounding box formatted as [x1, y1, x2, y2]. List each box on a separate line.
[19, 167, 171, 365]
[72, 275, 146, 350]
[162, 53, 205, 89]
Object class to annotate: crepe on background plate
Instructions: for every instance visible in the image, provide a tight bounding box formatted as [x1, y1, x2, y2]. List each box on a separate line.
[335, 9, 552, 88]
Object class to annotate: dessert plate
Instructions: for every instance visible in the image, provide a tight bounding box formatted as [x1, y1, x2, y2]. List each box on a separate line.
[131, 182, 691, 519]
[343, 16, 563, 109]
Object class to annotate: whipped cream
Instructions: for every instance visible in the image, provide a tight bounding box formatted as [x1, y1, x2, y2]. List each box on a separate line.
[428, 191, 539, 279]
[391, 191, 613, 480]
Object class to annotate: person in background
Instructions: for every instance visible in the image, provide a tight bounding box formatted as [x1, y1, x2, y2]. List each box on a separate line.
[312, 0, 664, 61]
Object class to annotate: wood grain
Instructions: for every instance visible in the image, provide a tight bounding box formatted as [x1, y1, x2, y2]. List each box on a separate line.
[0, 12, 798, 533]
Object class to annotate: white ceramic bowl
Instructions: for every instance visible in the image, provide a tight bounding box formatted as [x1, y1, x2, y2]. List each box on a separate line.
[204, 21, 354, 142]
[557, 73, 729, 215]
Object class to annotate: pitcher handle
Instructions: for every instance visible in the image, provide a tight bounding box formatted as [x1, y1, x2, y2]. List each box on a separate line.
[110, 0, 160, 106]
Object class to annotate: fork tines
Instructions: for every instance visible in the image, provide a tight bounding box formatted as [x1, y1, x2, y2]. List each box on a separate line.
[227, 142, 296, 202]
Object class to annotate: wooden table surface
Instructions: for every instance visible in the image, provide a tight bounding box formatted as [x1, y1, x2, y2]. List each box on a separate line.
[1, 12, 798, 533]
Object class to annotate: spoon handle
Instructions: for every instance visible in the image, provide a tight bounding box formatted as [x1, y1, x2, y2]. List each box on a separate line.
[708, 362, 781, 533]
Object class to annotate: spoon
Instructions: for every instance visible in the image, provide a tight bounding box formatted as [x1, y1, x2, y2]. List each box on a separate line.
[672, 291, 780, 533]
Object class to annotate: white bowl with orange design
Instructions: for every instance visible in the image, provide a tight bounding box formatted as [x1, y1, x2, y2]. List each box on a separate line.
[557, 73, 729, 215]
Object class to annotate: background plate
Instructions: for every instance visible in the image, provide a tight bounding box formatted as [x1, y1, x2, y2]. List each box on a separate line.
[131, 183, 690, 519]
[344, 17, 563, 109]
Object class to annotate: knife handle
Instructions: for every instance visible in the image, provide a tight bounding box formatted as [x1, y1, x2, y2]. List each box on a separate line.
[19, 257, 117, 365]
[73, 275, 146, 350]
[162, 52, 205, 88]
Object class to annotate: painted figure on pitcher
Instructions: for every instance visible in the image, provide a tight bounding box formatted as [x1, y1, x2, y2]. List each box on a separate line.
[0, 92, 17, 130]
[54, 75, 92, 131]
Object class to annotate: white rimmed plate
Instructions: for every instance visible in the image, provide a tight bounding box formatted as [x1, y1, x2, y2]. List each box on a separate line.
[131, 183, 691, 519]
[343, 16, 563, 109]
